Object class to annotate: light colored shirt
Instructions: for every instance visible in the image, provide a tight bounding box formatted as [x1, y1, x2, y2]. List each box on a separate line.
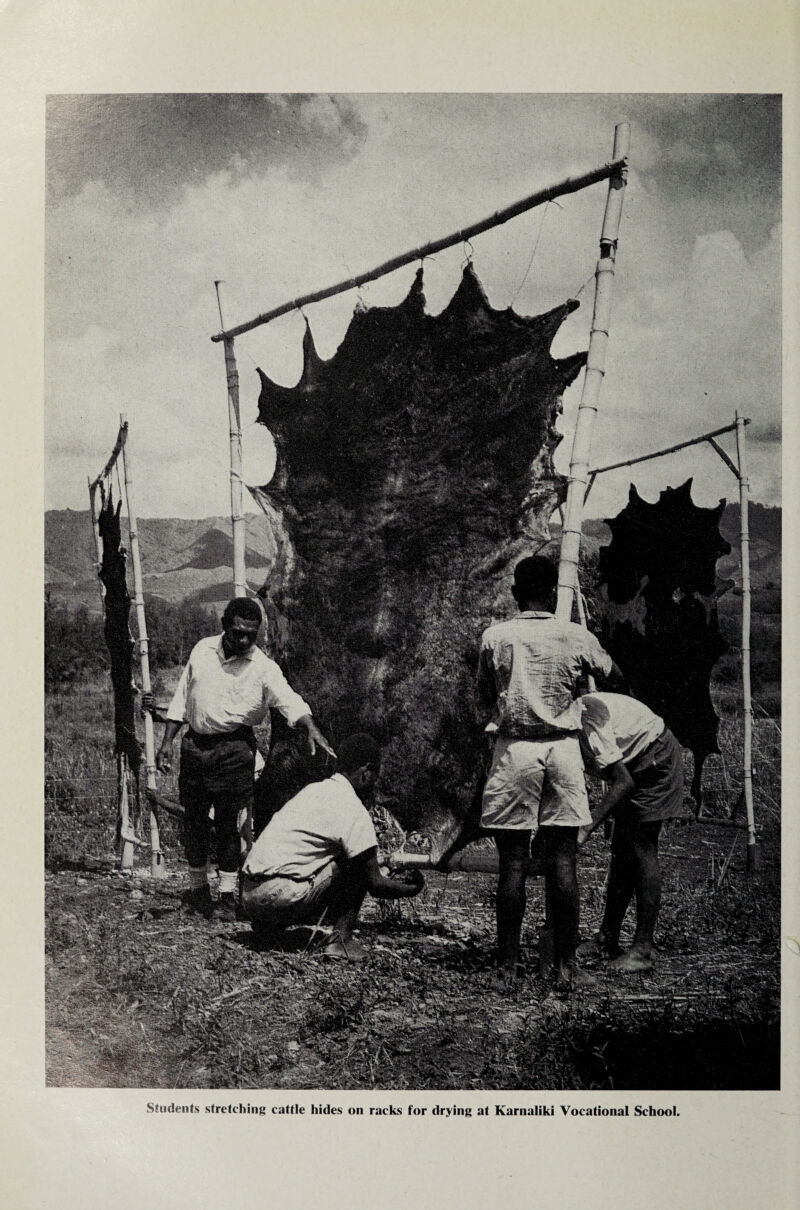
[165, 634, 310, 735]
[241, 773, 378, 881]
[579, 691, 665, 771]
[477, 611, 612, 737]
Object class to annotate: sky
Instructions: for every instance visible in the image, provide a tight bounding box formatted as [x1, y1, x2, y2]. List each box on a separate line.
[45, 93, 782, 520]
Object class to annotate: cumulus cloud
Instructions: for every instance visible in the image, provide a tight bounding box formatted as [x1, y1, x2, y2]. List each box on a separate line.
[45, 94, 781, 518]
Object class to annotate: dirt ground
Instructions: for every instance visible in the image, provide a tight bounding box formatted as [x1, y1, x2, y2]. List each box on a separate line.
[45, 816, 780, 1091]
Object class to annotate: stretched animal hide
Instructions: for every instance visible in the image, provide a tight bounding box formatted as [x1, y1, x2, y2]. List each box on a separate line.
[98, 491, 141, 776]
[251, 264, 586, 857]
[596, 480, 730, 806]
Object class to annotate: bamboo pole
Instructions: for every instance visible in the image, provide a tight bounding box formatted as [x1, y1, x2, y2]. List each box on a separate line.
[556, 124, 630, 620]
[735, 411, 758, 873]
[215, 284, 247, 597]
[587, 420, 746, 481]
[210, 157, 627, 342]
[120, 414, 165, 879]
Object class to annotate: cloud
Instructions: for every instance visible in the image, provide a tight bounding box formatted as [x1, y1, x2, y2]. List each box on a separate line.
[45, 95, 781, 517]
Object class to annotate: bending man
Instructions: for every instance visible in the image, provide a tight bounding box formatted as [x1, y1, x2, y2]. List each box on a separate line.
[240, 733, 424, 959]
[577, 691, 685, 973]
[477, 556, 614, 989]
[152, 597, 334, 922]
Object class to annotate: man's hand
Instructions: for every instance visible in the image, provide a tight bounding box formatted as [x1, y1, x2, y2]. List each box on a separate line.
[577, 824, 592, 848]
[296, 716, 336, 763]
[155, 745, 173, 774]
[401, 868, 425, 894]
[141, 691, 155, 715]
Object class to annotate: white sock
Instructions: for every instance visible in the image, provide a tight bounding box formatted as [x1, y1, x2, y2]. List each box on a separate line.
[218, 870, 238, 896]
[188, 866, 209, 891]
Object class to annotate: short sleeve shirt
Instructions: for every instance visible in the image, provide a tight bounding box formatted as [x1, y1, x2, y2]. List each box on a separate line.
[579, 692, 665, 772]
[241, 773, 379, 881]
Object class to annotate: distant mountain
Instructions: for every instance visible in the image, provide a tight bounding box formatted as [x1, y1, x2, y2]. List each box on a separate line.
[45, 501, 780, 616]
[44, 509, 277, 613]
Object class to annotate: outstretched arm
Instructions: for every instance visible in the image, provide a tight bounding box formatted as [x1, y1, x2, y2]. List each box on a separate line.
[577, 760, 634, 847]
[353, 849, 425, 899]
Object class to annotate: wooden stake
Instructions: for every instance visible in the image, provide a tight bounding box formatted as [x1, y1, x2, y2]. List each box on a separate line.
[215, 285, 247, 598]
[735, 411, 759, 873]
[120, 414, 165, 879]
[210, 156, 627, 342]
[557, 124, 630, 620]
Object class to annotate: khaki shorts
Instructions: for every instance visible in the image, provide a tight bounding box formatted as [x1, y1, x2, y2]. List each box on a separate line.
[240, 860, 339, 927]
[481, 734, 591, 832]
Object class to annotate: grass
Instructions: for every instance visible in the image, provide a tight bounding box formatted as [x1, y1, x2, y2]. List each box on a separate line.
[44, 671, 781, 1090]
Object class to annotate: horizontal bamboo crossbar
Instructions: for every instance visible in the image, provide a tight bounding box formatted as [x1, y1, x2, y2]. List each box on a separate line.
[588, 419, 749, 480]
[211, 157, 627, 341]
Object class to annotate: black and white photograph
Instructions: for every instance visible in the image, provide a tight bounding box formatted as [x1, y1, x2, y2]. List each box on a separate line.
[43, 92, 782, 1090]
[2, 3, 798, 1208]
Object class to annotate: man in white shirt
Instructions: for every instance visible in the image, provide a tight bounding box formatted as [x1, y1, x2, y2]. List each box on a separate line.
[477, 555, 615, 989]
[151, 597, 334, 922]
[577, 691, 685, 972]
[240, 734, 425, 959]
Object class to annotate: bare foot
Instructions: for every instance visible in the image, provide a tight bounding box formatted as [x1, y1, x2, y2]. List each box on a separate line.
[321, 933, 367, 961]
[609, 949, 653, 974]
[576, 932, 621, 961]
[554, 962, 598, 992]
[494, 964, 523, 991]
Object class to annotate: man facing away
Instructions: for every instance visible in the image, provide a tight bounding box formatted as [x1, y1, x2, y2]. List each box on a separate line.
[240, 733, 425, 959]
[151, 597, 335, 922]
[577, 691, 685, 973]
[477, 555, 615, 989]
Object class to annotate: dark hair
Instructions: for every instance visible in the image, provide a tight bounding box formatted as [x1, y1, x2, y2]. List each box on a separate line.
[336, 733, 382, 774]
[222, 597, 263, 627]
[513, 555, 558, 600]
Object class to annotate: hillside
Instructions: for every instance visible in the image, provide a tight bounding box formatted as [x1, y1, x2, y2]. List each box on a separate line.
[44, 501, 780, 616]
[44, 509, 277, 613]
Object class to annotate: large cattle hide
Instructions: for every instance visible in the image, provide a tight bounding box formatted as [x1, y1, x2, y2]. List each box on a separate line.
[252, 264, 586, 857]
[596, 479, 730, 806]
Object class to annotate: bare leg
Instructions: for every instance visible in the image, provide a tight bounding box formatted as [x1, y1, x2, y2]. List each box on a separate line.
[320, 865, 368, 960]
[598, 832, 636, 955]
[544, 827, 595, 988]
[493, 830, 531, 980]
[610, 821, 662, 973]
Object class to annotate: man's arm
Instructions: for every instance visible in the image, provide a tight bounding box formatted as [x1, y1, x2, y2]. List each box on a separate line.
[155, 720, 183, 773]
[577, 760, 634, 847]
[351, 848, 425, 899]
[154, 662, 190, 773]
[294, 713, 336, 762]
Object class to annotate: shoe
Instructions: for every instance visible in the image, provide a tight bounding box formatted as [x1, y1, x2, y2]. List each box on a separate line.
[180, 886, 215, 920]
[216, 892, 238, 923]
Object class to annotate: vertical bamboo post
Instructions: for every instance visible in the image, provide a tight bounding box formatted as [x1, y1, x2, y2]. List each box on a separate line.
[735, 411, 758, 873]
[120, 414, 165, 879]
[557, 123, 630, 620]
[215, 284, 247, 597]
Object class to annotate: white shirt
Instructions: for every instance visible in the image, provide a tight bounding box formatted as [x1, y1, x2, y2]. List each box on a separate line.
[165, 634, 310, 735]
[242, 773, 379, 881]
[579, 692, 665, 771]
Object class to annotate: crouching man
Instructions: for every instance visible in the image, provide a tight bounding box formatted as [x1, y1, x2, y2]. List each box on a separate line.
[577, 692, 686, 973]
[240, 733, 424, 959]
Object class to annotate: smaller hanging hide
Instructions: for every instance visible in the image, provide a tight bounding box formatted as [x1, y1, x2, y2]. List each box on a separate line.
[98, 489, 141, 775]
[597, 480, 730, 806]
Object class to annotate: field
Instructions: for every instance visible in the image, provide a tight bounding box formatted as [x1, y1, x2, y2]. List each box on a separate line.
[45, 676, 780, 1090]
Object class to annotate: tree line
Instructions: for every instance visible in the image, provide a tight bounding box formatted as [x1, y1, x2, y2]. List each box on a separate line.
[44, 594, 221, 692]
